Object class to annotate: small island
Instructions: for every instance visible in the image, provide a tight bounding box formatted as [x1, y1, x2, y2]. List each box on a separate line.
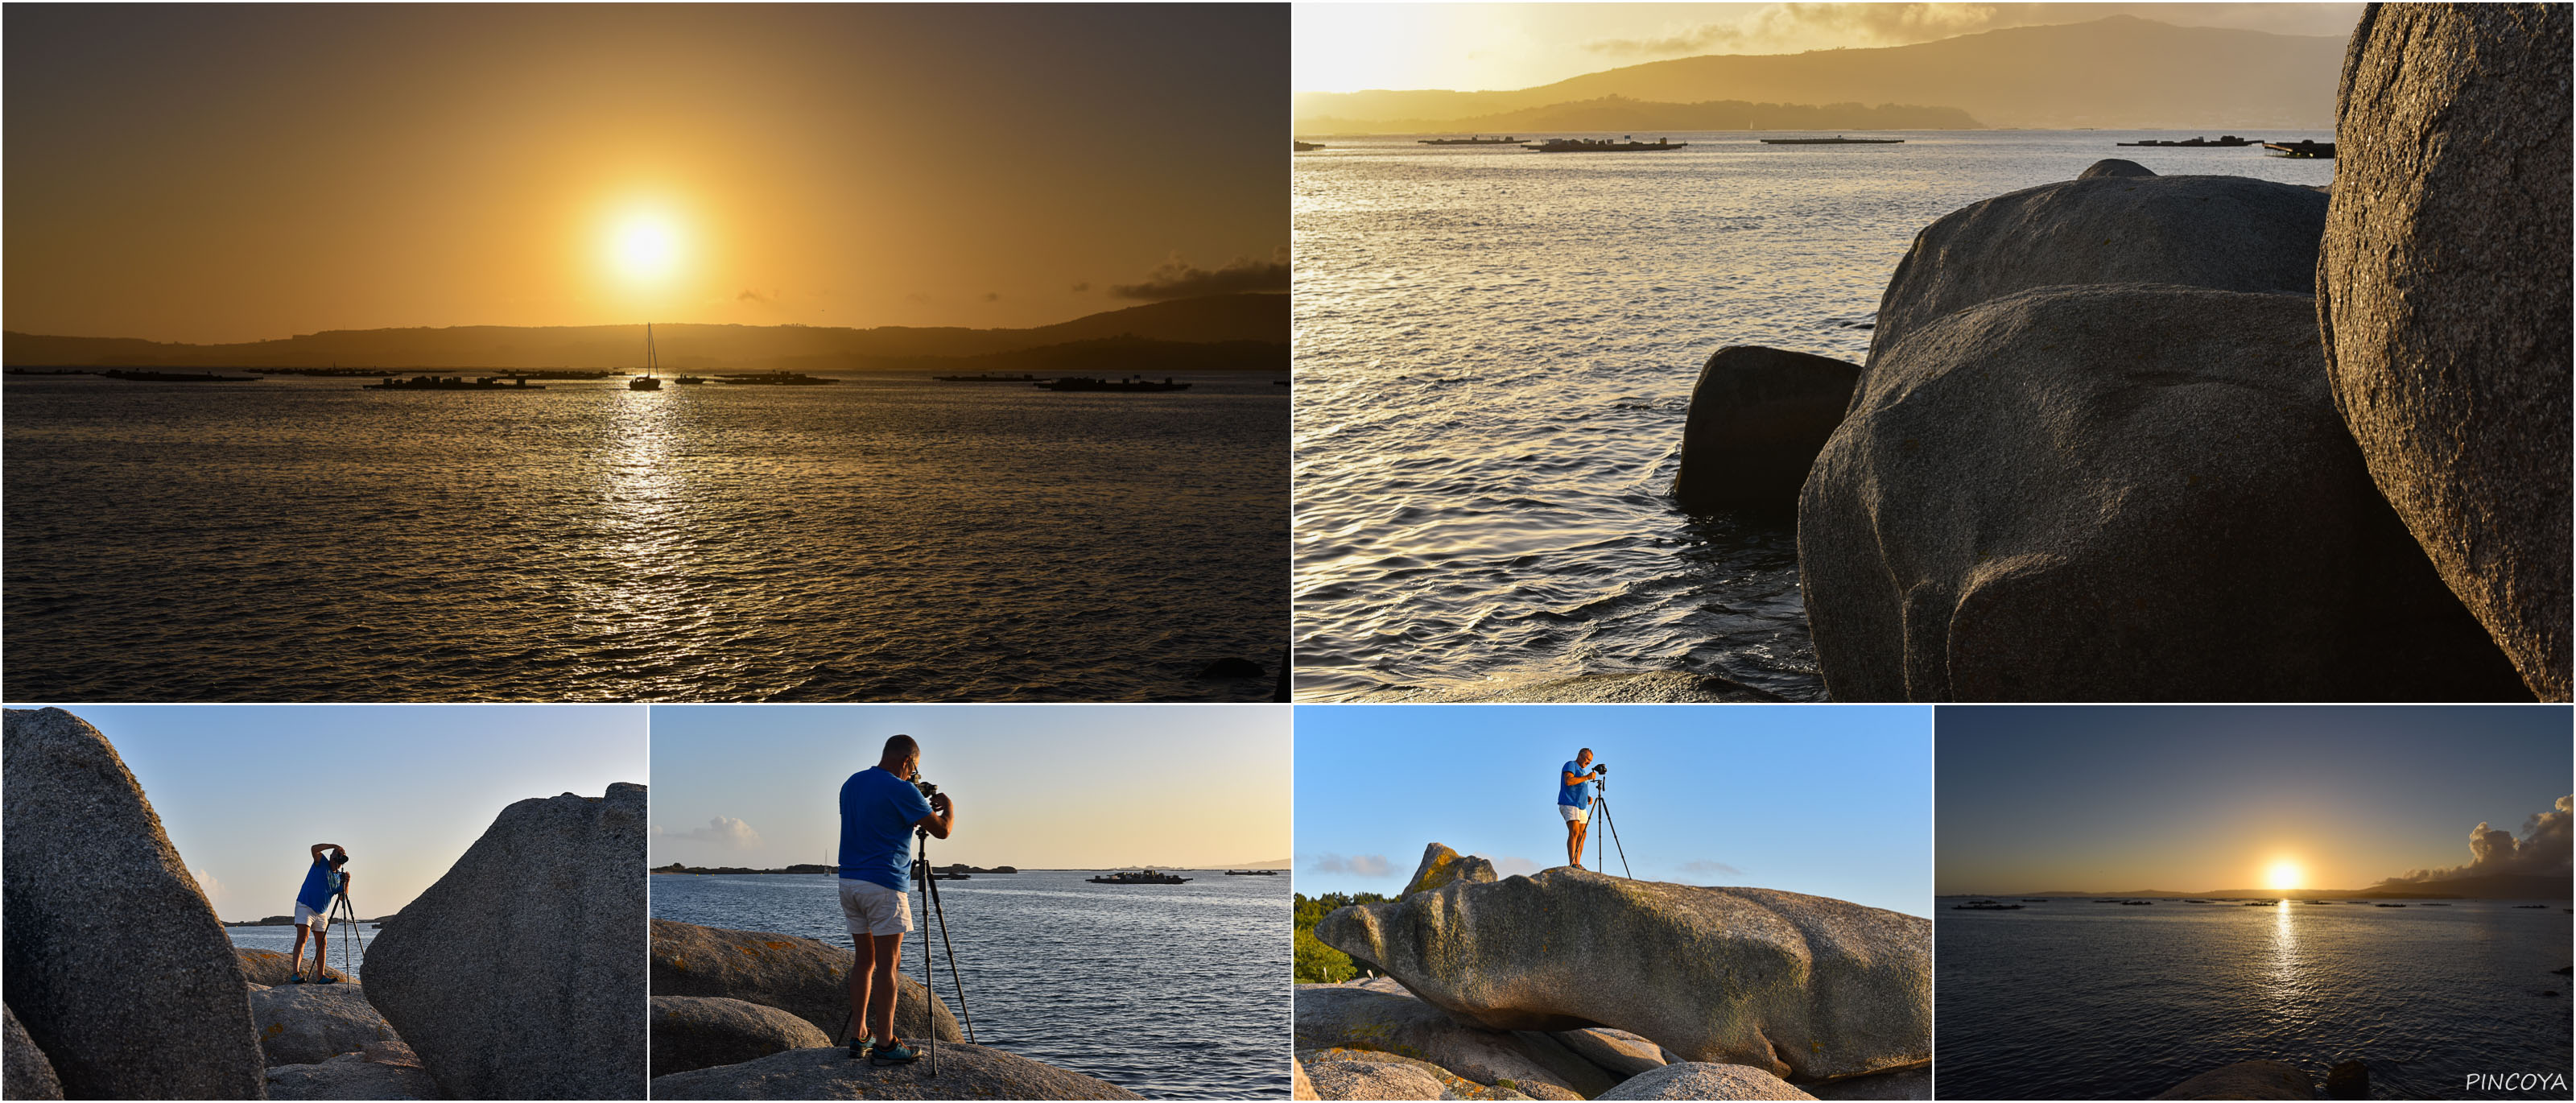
[650, 862, 1018, 875]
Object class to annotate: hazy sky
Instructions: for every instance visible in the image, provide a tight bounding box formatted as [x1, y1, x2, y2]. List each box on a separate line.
[19, 704, 646, 922]
[1292, 2, 2362, 92]
[649, 704, 1289, 870]
[1294, 704, 1933, 916]
[1937, 706, 2574, 894]
[5, 4, 1285, 343]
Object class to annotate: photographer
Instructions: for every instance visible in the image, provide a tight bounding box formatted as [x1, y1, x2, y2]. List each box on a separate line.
[1558, 749, 1604, 870]
[837, 734, 956, 1065]
[287, 842, 351, 983]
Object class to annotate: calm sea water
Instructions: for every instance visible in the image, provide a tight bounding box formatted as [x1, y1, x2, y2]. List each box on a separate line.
[1291, 130, 2334, 700]
[1937, 897, 2574, 1099]
[228, 923, 378, 980]
[650, 870, 1290, 1099]
[3, 373, 1286, 701]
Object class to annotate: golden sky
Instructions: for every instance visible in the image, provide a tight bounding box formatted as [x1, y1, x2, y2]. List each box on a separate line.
[1293, 2, 2362, 93]
[6, 5, 1284, 343]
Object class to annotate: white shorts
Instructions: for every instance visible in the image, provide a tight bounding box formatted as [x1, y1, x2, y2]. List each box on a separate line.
[1559, 803, 1590, 824]
[839, 879, 914, 938]
[292, 903, 328, 931]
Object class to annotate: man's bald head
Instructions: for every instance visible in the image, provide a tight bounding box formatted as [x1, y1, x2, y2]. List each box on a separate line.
[880, 735, 921, 773]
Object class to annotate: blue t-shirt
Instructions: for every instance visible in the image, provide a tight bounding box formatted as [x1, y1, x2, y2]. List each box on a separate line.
[295, 858, 341, 911]
[840, 766, 936, 892]
[1558, 761, 1596, 808]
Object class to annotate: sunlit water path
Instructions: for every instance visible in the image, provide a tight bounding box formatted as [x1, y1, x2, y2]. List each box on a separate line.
[1938, 897, 2572, 1099]
[5, 374, 1286, 701]
[1292, 130, 2332, 700]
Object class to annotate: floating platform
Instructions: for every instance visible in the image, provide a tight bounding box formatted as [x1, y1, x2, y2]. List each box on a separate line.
[1419, 136, 1521, 145]
[2116, 135, 2259, 147]
[933, 373, 1041, 382]
[1293, 140, 1324, 152]
[102, 370, 261, 382]
[2264, 141, 2337, 159]
[1524, 138, 1686, 153]
[366, 375, 545, 390]
[716, 372, 838, 386]
[1761, 135, 1904, 145]
[1037, 377, 1190, 392]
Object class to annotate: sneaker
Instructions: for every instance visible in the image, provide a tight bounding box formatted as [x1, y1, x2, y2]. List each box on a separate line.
[289, 973, 306, 985]
[316, 976, 340, 985]
[869, 1041, 921, 1066]
[845, 1037, 871, 1060]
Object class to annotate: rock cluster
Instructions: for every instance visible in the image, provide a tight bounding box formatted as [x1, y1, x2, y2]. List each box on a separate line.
[2318, 2, 2573, 700]
[1, 708, 266, 1100]
[363, 783, 649, 1101]
[649, 918, 962, 1043]
[1299, 861, 1930, 1100]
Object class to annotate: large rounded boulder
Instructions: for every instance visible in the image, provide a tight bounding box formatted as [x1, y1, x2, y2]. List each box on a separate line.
[1669, 346, 1863, 514]
[1, 708, 266, 1100]
[644, 1041, 1142, 1099]
[248, 983, 399, 1066]
[2318, 2, 2574, 700]
[650, 995, 832, 1078]
[1599, 1063, 1818, 1101]
[1866, 174, 2327, 358]
[649, 918, 962, 1044]
[1800, 283, 2526, 700]
[361, 783, 647, 1101]
[1311, 868, 1930, 1083]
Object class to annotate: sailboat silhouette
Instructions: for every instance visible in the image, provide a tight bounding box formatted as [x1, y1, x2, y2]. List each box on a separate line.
[629, 324, 663, 390]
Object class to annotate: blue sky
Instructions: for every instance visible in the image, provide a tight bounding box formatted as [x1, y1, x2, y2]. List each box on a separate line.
[1936, 705, 2574, 894]
[1292, 704, 1933, 916]
[11, 704, 646, 920]
[649, 704, 1290, 870]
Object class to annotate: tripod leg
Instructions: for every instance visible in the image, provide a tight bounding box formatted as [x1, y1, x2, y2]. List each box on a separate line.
[926, 874, 974, 1043]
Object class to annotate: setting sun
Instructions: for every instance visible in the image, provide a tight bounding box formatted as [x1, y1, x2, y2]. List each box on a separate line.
[2264, 859, 2303, 891]
[610, 214, 683, 283]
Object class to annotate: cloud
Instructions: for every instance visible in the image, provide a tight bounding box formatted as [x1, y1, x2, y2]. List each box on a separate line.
[192, 866, 224, 905]
[1308, 852, 1395, 878]
[1109, 247, 1289, 301]
[2384, 795, 2572, 883]
[658, 816, 763, 850]
[1678, 859, 1744, 876]
[1489, 855, 1541, 877]
[1581, 3, 2360, 60]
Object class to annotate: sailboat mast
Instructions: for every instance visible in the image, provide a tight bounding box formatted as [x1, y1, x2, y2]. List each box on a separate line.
[646, 323, 658, 374]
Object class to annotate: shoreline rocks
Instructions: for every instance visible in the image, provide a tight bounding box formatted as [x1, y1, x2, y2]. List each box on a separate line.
[2318, 2, 2574, 700]
[650, 995, 832, 1079]
[650, 918, 963, 1045]
[645, 1041, 1144, 1100]
[1801, 283, 2525, 701]
[363, 783, 647, 1101]
[1313, 867, 1930, 1082]
[1670, 346, 1862, 515]
[2, 708, 266, 1100]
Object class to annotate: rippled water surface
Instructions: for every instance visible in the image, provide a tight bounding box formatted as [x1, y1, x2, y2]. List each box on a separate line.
[1938, 897, 2573, 1099]
[1292, 130, 2331, 700]
[228, 923, 378, 979]
[650, 871, 1289, 1098]
[5, 374, 1286, 700]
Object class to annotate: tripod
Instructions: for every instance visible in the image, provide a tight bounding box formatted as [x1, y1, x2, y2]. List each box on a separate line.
[327, 892, 367, 980]
[1592, 779, 1633, 880]
[909, 827, 976, 1076]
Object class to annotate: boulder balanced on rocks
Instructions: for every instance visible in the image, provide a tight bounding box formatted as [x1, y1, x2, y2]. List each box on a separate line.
[646, 1041, 1143, 1100]
[363, 783, 647, 1101]
[1864, 173, 2327, 358]
[1, 708, 266, 1100]
[2318, 2, 2574, 700]
[3, 1006, 62, 1101]
[650, 995, 832, 1079]
[1799, 283, 2526, 701]
[650, 919, 962, 1043]
[248, 983, 399, 1066]
[1669, 346, 1863, 514]
[1403, 842, 1498, 898]
[1313, 867, 1930, 1082]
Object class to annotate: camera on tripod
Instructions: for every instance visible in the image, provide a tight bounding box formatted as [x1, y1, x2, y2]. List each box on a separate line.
[911, 775, 939, 799]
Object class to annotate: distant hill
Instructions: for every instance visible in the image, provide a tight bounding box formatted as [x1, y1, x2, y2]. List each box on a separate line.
[1302, 96, 1977, 135]
[1294, 15, 2346, 132]
[4, 292, 1286, 371]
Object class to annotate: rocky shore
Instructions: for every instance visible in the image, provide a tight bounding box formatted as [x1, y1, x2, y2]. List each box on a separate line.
[2, 706, 646, 1101]
[645, 918, 1136, 1098]
[1660, 3, 2568, 703]
[1297, 843, 1930, 1101]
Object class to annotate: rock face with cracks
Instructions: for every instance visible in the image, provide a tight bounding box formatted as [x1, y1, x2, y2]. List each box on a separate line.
[650, 919, 963, 1044]
[2318, 2, 2574, 700]
[1, 708, 266, 1101]
[3, 1006, 63, 1101]
[1403, 843, 1499, 898]
[650, 995, 833, 1079]
[645, 1041, 1143, 1100]
[2152, 1060, 2315, 1100]
[1668, 346, 1862, 515]
[247, 983, 399, 1067]
[1599, 1063, 1820, 1101]
[1314, 868, 1930, 1081]
[1863, 173, 2326, 357]
[1800, 283, 2525, 701]
[263, 1052, 442, 1101]
[362, 783, 647, 1101]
